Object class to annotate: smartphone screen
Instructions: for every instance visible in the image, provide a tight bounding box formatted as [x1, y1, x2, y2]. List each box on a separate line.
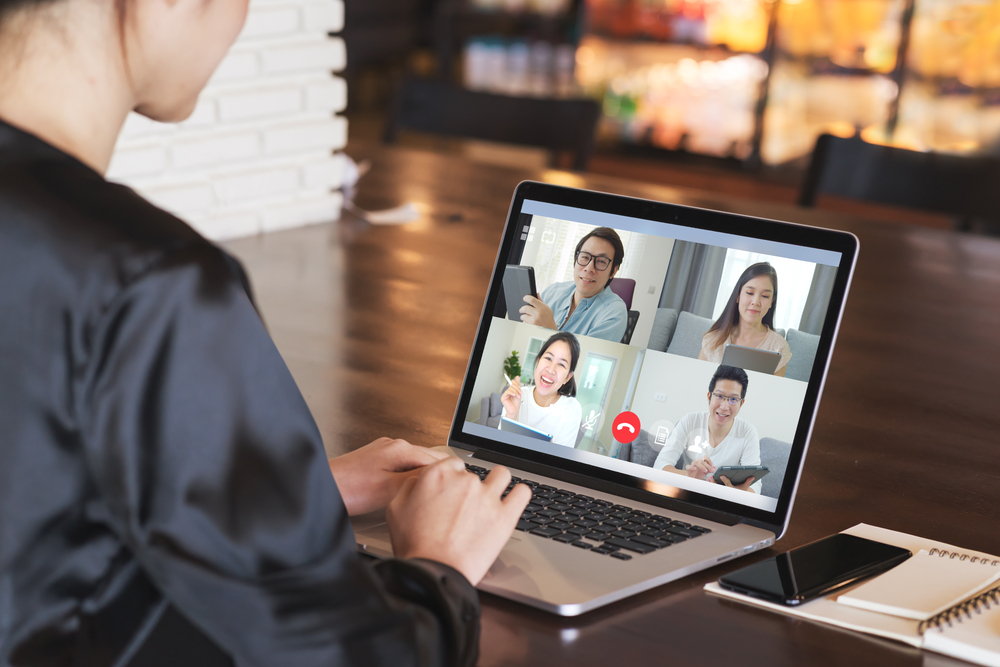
[718, 534, 911, 605]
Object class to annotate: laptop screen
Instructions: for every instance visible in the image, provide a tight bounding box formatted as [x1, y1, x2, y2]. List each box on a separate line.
[453, 182, 857, 527]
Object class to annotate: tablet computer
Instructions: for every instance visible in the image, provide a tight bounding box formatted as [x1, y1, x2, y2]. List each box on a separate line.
[502, 265, 536, 321]
[714, 465, 770, 486]
[721, 344, 781, 374]
[499, 416, 553, 442]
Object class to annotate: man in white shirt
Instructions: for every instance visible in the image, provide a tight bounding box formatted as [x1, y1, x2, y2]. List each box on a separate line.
[652, 365, 762, 494]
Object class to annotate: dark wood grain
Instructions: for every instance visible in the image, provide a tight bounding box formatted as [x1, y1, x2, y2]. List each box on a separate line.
[222, 142, 1000, 667]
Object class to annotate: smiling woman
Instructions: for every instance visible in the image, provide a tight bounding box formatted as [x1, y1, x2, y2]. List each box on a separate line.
[698, 262, 792, 377]
[500, 331, 584, 447]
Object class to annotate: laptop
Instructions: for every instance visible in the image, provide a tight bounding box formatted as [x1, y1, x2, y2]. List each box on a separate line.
[721, 344, 782, 374]
[353, 181, 858, 616]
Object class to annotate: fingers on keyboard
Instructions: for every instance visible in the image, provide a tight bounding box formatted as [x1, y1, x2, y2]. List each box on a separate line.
[464, 464, 710, 558]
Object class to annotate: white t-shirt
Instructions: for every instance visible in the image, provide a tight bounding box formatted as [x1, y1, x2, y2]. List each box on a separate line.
[652, 412, 762, 494]
[503, 386, 582, 449]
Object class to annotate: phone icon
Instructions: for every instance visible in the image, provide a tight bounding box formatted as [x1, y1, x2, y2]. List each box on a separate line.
[611, 411, 640, 443]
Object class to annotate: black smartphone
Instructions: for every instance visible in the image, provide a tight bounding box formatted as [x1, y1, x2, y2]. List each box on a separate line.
[502, 265, 537, 321]
[718, 533, 911, 606]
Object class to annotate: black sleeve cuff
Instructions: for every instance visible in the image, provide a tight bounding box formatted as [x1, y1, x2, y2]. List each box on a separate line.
[373, 559, 481, 667]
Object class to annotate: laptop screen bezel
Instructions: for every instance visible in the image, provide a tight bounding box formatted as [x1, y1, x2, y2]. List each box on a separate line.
[448, 180, 859, 534]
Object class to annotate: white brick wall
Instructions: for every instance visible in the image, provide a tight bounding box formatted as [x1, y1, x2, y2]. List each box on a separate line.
[107, 0, 347, 241]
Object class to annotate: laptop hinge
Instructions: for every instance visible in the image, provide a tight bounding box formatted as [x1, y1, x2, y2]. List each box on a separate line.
[470, 448, 742, 527]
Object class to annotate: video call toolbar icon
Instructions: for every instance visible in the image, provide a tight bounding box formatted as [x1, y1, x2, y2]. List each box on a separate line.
[582, 409, 601, 432]
[612, 411, 641, 444]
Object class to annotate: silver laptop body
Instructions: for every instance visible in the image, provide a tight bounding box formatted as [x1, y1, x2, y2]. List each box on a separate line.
[354, 182, 859, 616]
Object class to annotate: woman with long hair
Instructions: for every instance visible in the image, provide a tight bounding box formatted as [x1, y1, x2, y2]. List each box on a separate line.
[0, 0, 529, 663]
[500, 331, 584, 448]
[698, 262, 791, 377]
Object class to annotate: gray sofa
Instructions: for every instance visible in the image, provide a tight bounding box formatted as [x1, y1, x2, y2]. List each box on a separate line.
[616, 429, 791, 499]
[646, 307, 818, 382]
[480, 391, 504, 429]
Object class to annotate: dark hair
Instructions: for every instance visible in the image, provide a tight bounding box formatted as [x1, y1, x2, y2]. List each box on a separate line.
[535, 331, 580, 397]
[574, 227, 625, 291]
[708, 365, 749, 399]
[0, 0, 133, 77]
[704, 262, 779, 352]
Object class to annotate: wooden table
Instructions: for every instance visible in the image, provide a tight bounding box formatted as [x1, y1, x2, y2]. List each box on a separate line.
[222, 142, 1000, 667]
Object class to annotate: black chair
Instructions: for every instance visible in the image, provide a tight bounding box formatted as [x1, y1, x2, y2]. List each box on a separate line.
[383, 76, 602, 171]
[621, 310, 640, 345]
[798, 133, 1000, 232]
[608, 278, 638, 344]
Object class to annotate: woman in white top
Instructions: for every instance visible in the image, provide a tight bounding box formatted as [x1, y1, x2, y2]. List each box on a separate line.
[500, 332, 583, 448]
[698, 262, 791, 377]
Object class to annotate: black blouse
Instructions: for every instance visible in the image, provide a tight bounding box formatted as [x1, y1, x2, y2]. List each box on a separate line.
[0, 120, 478, 667]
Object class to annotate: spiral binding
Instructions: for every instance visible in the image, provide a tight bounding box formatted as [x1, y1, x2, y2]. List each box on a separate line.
[927, 548, 1000, 566]
[918, 584, 1000, 634]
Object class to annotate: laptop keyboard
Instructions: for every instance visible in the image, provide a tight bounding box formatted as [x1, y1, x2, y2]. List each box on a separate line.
[466, 464, 711, 560]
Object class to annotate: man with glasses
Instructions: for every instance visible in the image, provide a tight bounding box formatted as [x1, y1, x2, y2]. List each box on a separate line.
[519, 227, 629, 343]
[653, 365, 762, 494]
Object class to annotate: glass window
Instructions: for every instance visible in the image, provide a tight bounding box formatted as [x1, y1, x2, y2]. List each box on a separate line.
[520, 337, 545, 385]
[711, 249, 817, 332]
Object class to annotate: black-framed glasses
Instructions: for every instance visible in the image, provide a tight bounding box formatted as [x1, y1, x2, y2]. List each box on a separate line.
[576, 251, 611, 271]
[711, 392, 742, 406]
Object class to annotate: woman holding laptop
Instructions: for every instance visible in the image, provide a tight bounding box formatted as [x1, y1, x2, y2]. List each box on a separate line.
[699, 262, 792, 377]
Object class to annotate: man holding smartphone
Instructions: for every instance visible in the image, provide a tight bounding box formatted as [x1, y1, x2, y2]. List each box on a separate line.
[518, 227, 629, 343]
[653, 365, 763, 494]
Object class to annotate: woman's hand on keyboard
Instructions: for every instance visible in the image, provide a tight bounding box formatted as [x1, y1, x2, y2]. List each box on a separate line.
[328, 437, 450, 516]
[386, 458, 532, 585]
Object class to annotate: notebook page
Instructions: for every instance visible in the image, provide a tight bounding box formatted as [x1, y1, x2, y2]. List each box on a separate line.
[704, 524, 1000, 649]
[705, 580, 926, 647]
[837, 550, 1000, 621]
[923, 605, 1000, 667]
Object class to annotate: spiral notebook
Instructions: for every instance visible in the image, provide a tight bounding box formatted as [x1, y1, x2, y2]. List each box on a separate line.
[705, 524, 1000, 666]
[837, 548, 1000, 621]
[923, 590, 1000, 667]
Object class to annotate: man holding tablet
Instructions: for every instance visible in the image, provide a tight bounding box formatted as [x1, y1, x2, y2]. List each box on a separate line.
[653, 365, 762, 494]
[518, 227, 629, 342]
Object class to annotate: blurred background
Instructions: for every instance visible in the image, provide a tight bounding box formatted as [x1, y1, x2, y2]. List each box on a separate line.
[342, 0, 1000, 228]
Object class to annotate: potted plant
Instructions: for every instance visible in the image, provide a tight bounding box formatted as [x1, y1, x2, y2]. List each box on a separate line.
[503, 351, 521, 388]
